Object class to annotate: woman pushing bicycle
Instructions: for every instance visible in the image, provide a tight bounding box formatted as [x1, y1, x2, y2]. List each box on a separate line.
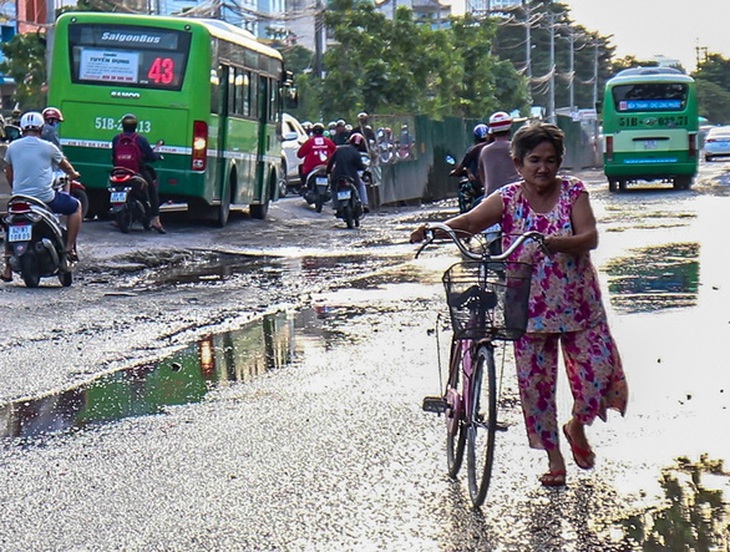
[411, 122, 628, 488]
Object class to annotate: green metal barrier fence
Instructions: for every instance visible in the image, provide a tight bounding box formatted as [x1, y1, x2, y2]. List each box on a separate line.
[371, 113, 600, 207]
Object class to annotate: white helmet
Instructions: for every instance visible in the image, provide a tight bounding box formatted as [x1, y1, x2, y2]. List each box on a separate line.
[488, 111, 513, 133]
[20, 111, 44, 131]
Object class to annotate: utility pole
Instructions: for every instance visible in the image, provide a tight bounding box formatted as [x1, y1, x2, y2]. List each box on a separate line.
[548, 11, 555, 123]
[568, 26, 575, 115]
[314, 0, 323, 79]
[592, 37, 599, 110]
[524, 0, 532, 105]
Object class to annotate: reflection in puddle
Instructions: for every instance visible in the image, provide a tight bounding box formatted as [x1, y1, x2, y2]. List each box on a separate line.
[604, 243, 700, 313]
[0, 311, 299, 440]
[0, 303, 378, 441]
[607, 455, 730, 549]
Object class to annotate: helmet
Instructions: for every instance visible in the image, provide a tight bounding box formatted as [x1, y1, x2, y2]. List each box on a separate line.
[302, 120, 312, 129]
[312, 122, 325, 134]
[328, 121, 337, 129]
[42, 107, 64, 122]
[336, 119, 346, 127]
[357, 111, 368, 120]
[488, 111, 513, 133]
[348, 133, 364, 146]
[473, 123, 489, 140]
[121, 113, 138, 131]
[20, 111, 44, 131]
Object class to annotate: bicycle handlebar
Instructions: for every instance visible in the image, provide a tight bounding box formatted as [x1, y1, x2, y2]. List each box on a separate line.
[415, 221, 546, 261]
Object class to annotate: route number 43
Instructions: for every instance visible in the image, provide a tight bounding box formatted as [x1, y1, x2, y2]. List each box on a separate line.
[147, 57, 175, 85]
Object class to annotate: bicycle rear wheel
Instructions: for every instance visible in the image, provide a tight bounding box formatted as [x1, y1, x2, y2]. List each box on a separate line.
[466, 344, 497, 507]
[446, 338, 467, 477]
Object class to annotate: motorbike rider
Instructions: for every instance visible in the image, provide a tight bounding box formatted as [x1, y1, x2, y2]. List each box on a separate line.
[297, 122, 336, 191]
[478, 111, 521, 254]
[452, 123, 493, 213]
[111, 113, 165, 234]
[332, 119, 349, 146]
[478, 111, 520, 196]
[2, 111, 82, 280]
[327, 133, 369, 211]
[40, 107, 64, 150]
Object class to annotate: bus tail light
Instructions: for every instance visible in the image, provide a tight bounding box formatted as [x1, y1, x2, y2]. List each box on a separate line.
[688, 133, 697, 158]
[605, 136, 614, 162]
[191, 120, 208, 171]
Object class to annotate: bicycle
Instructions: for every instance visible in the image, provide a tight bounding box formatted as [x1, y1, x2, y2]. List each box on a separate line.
[415, 222, 544, 507]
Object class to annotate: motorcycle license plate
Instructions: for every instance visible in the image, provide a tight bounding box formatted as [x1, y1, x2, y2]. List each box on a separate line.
[110, 191, 128, 204]
[337, 190, 352, 200]
[7, 224, 31, 242]
[315, 177, 328, 186]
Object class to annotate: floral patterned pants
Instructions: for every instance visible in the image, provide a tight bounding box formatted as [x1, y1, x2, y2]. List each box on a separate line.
[513, 320, 628, 451]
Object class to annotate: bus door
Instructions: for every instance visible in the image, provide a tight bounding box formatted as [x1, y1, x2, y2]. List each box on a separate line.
[254, 74, 269, 201]
[214, 64, 232, 201]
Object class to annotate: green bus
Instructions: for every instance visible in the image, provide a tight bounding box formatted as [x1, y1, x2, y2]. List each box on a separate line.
[601, 67, 698, 191]
[48, 12, 293, 225]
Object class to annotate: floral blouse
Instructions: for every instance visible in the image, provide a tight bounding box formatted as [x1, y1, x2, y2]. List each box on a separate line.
[500, 177, 607, 334]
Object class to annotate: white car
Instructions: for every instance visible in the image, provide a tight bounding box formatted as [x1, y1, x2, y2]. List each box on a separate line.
[281, 113, 308, 193]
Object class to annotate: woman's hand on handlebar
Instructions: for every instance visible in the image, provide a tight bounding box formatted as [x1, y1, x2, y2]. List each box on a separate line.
[410, 224, 428, 244]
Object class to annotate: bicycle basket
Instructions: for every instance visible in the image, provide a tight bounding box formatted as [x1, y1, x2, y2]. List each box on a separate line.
[442, 260, 533, 341]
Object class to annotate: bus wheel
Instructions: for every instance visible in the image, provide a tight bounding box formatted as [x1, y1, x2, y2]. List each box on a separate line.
[608, 178, 618, 192]
[215, 186, 231, 228]
[250, 200, 269, 220]
[618, 179, 627, 192]
[87, 189, 110, 220]
[674, 176, 692, 190]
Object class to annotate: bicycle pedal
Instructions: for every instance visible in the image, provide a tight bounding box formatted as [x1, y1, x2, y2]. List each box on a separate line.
[495, 421, 509, 432]
[422, 396, 448, 414]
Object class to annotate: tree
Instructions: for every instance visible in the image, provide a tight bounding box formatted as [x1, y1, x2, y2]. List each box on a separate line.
[693, 53, 730, 91]
[493, 1, 616, 111]
[321, 0, 528, 121]
[695, 80, 730, 124]
[0, 32, 47, 110]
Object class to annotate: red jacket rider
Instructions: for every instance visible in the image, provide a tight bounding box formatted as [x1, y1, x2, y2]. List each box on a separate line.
[297, 123, 336, 178]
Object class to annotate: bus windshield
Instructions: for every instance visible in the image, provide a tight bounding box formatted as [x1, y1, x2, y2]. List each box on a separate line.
[612, 83, 689, 113]
[68, 24, 192, 91]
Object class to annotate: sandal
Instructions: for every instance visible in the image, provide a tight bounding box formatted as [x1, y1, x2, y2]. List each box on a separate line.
[563, 423, 595, 470]
[540, 470, 566, 487]
[150, 224, 167, 235]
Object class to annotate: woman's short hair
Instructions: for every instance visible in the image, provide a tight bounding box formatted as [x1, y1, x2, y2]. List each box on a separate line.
[511, 122, 565, 164]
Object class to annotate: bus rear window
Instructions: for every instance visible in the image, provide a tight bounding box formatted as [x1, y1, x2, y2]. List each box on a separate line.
[612, 83, 688, 112]
[68, 24, 192, 91]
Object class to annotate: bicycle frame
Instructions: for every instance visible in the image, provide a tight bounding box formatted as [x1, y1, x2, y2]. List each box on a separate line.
[419, 222, 544, 507]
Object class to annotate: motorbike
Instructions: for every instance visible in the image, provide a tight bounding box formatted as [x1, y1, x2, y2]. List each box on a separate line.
[446, 155, 483, 214]
[301, 165, 330, 213]
[3, 194, 74, 287]
[54, 171, 89, 219]
[108, 167, 152, 233]
[332, 175, 363, 229]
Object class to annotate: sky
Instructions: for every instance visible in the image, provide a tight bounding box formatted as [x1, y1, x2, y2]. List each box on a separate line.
[561, 0, 728, 71]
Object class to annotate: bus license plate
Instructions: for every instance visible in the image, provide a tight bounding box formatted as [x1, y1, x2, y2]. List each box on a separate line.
[7, 224, 31, 242]
[110, 191, 128, 203]
[315, 177, 328, 186]
[337, 190, 351, 201]
[643, 140, 657, 150]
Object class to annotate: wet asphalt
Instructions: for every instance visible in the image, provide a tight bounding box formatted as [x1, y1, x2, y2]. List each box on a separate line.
[0, 165, 729, 550]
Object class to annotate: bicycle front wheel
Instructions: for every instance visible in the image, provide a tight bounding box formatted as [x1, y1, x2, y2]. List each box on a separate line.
[466, 344, 497, 507]
[446, 338, 467, 478]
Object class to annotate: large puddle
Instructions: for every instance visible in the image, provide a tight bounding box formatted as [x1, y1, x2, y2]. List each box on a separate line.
[603, 242, 700, 313]
[604, 455, 730, 549]
[0, 308, 352, 441]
